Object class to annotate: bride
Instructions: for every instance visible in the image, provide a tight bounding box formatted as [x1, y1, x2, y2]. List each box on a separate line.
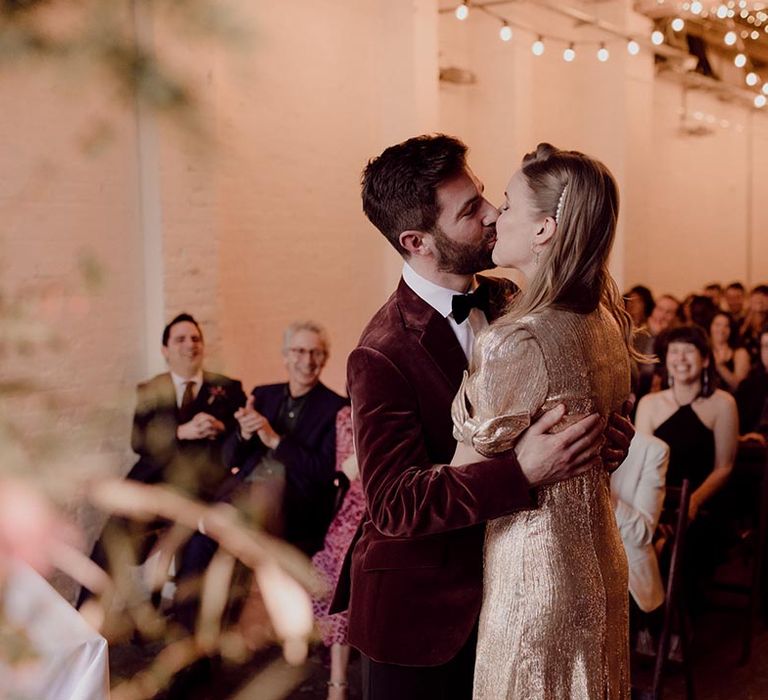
[452, 144, 636, 699]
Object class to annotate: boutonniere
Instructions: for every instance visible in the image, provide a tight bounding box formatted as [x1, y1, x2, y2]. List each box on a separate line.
[208, 386, 227, 405]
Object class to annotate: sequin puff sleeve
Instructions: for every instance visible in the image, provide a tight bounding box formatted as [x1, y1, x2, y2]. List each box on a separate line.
[452, 323, 548, 457]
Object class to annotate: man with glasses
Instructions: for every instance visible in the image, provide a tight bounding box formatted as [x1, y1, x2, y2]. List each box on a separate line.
[224, 320, 348, 554]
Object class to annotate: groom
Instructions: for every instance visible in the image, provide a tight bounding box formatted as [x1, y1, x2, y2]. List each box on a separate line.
[341, 134, 633, 699]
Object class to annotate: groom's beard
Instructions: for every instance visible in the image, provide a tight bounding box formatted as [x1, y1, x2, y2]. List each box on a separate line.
[433, 226, 496, 275]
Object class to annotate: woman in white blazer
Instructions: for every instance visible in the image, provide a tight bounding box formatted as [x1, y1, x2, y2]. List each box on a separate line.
[611, 431, 670, 613]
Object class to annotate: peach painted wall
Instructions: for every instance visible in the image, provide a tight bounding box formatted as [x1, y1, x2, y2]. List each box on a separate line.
[213, 0, 440, 396]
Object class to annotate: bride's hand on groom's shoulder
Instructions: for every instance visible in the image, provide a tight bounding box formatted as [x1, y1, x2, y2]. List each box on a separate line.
[515, 406, 604, 487]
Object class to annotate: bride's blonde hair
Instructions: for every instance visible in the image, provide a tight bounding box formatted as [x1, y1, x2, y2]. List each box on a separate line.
[498, 143, 644, 361]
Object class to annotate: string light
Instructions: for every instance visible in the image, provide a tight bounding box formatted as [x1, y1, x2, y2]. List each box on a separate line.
[755, 94, 767, 108]
[751, 30, 761, 39]
[691, 1, 703, 14]
[455, 2, 469, 21]
[627, 39, 640, 55]
[746, 72, 759, 86]
[734, 53, 747, 67]
[763, 83, 768, 95]
[724, 30, 738, 45]
[671, 18, 685, 31]
[597, 44, 610, 62]
[717, 4, 729, 18]
[563, 44, 576, 62]
[651, 30, 665, 45]
[532, 37, 545, 56]
[500, 23, 512, 41]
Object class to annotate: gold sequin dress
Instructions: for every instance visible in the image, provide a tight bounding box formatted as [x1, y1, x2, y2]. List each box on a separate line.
[452, 306, 631, 700]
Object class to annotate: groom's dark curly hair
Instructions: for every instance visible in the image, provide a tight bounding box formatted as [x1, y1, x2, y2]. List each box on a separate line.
[361, 134, 468, 256]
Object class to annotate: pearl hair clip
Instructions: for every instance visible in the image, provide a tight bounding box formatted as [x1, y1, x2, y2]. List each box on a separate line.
[555, 183, 568, 224]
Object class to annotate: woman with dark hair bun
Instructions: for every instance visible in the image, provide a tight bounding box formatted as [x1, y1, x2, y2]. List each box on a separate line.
[636, 324, 737, 520]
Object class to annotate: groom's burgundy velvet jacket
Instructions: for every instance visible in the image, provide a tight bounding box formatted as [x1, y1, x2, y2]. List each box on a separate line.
[343, 276, 534, 666]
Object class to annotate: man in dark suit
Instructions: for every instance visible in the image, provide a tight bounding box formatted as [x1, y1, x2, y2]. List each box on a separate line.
[77, 313, 245, 606]
[171, 321, 347, 630]
[221, 320, 348, 554]
[341, 135, 633, 699]
[128, 313, 246, 500]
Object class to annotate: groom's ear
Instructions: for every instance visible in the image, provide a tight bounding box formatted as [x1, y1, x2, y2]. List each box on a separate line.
[399, 229, 432, 257]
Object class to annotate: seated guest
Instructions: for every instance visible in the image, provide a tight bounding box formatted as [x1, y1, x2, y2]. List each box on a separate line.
[724, 282, 746, 323]
[647, 294, 681, 338]
[225, 320, 349, 554]
[625, 285, 655, 329]
[688, 294, 718, 333]
[128, 313, 245, 499]
[736, 326, 768, 443]
[173, 321, 348, 627]
[741, 285, 768, 365]
[78, 313, 245, 605]
[710, 311, 750, 392]
[635, 324, 738, 602]
[611, 432, 669, 615]
[311, 407, 366, 700]
[703, 282, 723, 309]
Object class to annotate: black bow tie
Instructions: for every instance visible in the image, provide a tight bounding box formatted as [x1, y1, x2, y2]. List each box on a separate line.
[452, 284, 490, 324]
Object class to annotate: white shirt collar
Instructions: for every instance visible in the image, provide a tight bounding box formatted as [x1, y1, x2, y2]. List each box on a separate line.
[402, 262, 476, 319]
[170, 370, 204, 392]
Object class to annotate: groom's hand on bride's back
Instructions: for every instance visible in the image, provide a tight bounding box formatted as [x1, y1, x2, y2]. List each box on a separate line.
[601, 399, 635, 473]
[515, 400, 635, 487]
[515, 405, 605, 487]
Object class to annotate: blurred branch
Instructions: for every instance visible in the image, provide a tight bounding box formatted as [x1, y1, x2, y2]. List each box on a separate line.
[0, 0, 249, 120]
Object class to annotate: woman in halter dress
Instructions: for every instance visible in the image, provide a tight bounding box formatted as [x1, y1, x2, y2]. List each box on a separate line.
[451, 144, 638, 699]
[635, 324, 738, 596]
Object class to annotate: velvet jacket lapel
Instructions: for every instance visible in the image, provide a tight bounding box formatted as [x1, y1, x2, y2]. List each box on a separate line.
[395, 278, 467, 390]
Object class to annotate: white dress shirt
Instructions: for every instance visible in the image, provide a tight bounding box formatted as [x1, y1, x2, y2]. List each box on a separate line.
[402, 262, 489, 361]
[170, 370, 204, 408]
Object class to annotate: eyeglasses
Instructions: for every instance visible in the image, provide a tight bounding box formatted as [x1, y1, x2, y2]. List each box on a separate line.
[287, 347, 327, 361]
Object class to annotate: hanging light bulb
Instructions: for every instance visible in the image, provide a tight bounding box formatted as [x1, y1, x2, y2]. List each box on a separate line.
[724, 30, 738, 45]
[651, 30, 665, 45]
[627, 39, 640, 55]
[563, 44, 576, 62]
[751, 30, 760, 40]
[671, 17, 685, 31]
[690, 1, 703, 14]
[746, 71, 759, 86]
[499, 23, 513, 41]
[734, 53, 747, 67]
[762, 82, 768, 94]
[717, 4, 729, 18]
[455, 2, 469, 21]
[597, 44, 610, 62]
[532, 37, 545, 56]
[755, 94, 767, 108]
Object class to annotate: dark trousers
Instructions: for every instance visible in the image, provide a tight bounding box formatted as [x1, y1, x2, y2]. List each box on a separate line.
[361, 626, 477, 700]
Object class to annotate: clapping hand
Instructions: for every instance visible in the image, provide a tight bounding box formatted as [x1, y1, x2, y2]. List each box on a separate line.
[177, 412, 226, 440]
[235, 395, 281, 449]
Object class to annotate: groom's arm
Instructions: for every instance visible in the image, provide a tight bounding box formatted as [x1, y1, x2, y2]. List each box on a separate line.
[348, 345, 533, 539]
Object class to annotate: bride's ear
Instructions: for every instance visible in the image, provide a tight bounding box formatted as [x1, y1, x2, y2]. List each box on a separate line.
[535, 216, 557, 246]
